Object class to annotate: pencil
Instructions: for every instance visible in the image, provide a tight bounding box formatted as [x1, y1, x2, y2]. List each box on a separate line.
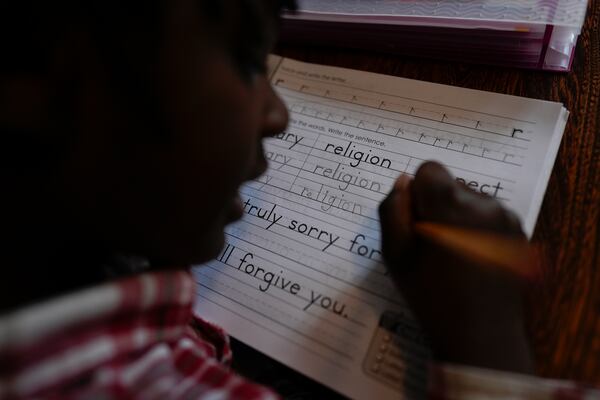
[413, 222, 537, 279]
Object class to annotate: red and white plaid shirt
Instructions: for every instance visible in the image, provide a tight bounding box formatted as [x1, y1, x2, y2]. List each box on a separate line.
[0, 270, 598, 399]
[0, 270, 277, 399]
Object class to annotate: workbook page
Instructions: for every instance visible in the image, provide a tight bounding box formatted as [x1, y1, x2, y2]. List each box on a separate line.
[193, 56, 567, 399]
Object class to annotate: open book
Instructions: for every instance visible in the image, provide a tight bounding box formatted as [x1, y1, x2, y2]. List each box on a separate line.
[193, 56, 568, 399]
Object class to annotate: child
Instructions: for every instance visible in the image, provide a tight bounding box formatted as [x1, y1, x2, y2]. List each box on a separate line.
[0, 1, 596, 398]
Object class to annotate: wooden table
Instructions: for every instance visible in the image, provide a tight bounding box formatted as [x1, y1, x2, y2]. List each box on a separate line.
[274, 0, 600, 386]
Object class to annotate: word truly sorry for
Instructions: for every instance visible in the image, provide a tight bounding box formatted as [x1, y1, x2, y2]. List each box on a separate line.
[242, 197, 381, 260]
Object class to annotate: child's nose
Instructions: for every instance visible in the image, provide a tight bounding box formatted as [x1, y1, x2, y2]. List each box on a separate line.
[261, 82, 289, 138]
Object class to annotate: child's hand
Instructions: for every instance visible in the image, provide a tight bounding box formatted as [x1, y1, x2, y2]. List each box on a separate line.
[379, 162, 534, 373]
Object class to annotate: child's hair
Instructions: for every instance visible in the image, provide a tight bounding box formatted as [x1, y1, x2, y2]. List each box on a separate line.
[0, 0, 296, 171]
[0, 0, 296, 74]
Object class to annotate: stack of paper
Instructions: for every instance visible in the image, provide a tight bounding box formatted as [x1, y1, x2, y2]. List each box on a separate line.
[281, 0, 589, 71]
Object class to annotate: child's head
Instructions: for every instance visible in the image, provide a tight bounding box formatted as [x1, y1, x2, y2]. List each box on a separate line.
[0, 1, 294, 272]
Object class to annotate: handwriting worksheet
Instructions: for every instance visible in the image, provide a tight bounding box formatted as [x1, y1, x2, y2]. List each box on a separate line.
[193, 56, 568, 399]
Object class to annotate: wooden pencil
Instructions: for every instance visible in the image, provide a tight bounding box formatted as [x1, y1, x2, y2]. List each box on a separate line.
[413, 222, 537, 279]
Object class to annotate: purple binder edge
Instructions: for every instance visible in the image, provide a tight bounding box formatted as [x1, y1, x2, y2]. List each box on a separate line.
[280, 19, 578, 72]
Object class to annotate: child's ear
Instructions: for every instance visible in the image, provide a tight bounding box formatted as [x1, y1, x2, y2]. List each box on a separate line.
[0, 76, 50, 134]
[0, 23, 95, 134]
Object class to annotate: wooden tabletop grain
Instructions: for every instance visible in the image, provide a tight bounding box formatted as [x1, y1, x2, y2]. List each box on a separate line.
[275, 0, 600, 385]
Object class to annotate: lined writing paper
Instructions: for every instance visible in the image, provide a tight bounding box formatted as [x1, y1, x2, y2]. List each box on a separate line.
[193, 56, 568, 399]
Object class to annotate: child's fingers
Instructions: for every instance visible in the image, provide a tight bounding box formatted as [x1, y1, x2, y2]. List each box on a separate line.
[411, 161, 523, 235]
[392, 174, 413, 233]
[379, 174, 414, 270]
[411, 161, 460, 223]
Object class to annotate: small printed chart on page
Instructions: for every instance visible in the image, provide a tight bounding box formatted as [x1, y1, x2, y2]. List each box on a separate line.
[193, 56, 568, 399]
